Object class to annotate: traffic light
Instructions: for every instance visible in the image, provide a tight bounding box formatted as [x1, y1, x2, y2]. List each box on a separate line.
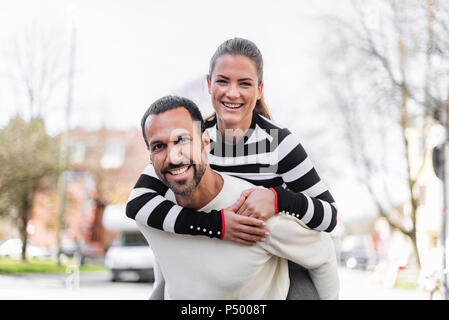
[433, 145, 444, 180]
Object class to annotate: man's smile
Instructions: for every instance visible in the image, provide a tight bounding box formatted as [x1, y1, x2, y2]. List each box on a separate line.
[165, 165, 192, 180]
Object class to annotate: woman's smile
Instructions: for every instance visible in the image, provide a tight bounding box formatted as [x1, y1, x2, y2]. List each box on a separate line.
[222, 101, 244, 110]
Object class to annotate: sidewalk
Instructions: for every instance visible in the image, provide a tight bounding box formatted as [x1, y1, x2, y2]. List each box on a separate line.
[338, 267, 429, 300]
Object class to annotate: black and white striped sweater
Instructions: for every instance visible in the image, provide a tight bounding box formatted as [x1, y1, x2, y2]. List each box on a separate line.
[126, 112, 338, 239]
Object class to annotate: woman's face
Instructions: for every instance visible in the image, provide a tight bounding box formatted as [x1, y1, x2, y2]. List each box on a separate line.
[207, 54, 263, 131]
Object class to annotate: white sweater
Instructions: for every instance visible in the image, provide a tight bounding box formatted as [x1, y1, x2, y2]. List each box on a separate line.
[137, 173, 339, 300]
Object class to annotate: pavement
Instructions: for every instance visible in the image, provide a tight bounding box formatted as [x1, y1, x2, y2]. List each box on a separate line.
[338, 267, 429, 300]
[0, 271, 153, 300]
[0, 267, 434, 300]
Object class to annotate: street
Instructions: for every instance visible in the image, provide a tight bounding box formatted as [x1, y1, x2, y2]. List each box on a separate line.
[0, 271, 153, 300]
[0, 267, 431, 300]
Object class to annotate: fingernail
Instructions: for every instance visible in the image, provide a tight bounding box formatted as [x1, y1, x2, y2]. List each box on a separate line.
[260, 238, 266, 242]
[265, 232, 270, 236]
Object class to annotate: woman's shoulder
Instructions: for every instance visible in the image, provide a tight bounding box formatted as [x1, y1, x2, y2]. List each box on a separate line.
[254, 113, 294, 143]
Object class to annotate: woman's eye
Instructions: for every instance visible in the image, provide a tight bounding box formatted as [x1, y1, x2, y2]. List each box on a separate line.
[240, 82, 251, 86]
[216, 79, 227, 84]
[178, 136, 190, 143]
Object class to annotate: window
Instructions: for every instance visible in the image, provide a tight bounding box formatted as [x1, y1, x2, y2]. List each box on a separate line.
[101, 139, 125, 169]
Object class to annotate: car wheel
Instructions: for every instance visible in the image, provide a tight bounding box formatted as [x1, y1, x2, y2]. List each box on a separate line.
[111, 270, 120, 282]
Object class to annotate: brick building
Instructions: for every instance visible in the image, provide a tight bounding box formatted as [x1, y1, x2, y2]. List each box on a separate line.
[27, 126, 149, 254]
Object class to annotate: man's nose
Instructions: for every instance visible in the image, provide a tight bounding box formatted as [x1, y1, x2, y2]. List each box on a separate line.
[167, 144, 184, 165]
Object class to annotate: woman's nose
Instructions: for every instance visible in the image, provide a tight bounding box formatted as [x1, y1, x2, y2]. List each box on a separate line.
[226, 83, 240, 99]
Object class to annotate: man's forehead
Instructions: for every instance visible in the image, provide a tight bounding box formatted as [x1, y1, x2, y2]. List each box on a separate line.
[145, 108, 200, 141]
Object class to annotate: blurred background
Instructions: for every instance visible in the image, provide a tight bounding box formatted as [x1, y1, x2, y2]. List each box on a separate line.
[0, 0, 448, 300]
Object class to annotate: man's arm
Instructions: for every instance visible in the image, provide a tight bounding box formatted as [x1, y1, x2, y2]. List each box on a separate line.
[259, 213, 340, 300]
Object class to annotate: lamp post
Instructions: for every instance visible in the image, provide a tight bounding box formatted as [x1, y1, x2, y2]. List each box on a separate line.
[56, 6, 77, 266]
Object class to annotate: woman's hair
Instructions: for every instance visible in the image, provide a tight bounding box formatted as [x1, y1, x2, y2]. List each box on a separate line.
[206, 37, 271, 120]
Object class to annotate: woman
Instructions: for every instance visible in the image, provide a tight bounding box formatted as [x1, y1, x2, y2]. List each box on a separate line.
[126, 38, 338, 299]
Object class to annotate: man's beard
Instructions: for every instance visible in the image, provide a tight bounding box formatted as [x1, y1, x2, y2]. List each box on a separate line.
[160, 161, 207, 196]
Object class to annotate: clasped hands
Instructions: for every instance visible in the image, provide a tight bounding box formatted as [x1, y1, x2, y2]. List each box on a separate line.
[222, 187, 276, 246]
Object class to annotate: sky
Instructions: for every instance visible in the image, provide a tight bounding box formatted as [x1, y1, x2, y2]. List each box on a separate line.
[0, 0, 353, 131]
[0, 0, 387, 223]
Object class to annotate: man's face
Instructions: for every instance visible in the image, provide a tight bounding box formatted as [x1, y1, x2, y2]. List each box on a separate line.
[145, 107, 209, 196]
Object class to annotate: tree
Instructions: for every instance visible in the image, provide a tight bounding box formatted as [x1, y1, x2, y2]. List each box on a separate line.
[0, 117, 60, 261]
[321, 0, 449, 268]
[3, 24, 67, 121]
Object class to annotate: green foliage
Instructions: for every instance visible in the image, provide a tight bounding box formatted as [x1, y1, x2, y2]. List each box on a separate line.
[0, 116, 60, 194]
[0, 257, 105, 274]
[0, 116, 61, 259]
[0, 116, 60, 209]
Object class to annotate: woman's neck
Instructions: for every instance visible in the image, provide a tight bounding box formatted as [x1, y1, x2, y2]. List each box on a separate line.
[216, 113, 253, 145]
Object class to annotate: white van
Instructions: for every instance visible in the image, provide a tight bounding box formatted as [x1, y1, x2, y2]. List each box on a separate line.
[102, 205, 155, 282]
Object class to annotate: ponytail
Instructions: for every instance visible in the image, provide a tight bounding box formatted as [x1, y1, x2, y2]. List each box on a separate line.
[254, 95, 270, 119]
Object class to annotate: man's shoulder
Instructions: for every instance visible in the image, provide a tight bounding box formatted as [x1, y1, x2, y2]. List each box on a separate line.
[221, 173, 256, 189]
[220, 173, 260, 197]
[199, 173, 257, 212]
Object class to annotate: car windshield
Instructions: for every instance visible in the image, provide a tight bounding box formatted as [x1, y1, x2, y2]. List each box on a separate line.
[122, 232, 147, 247]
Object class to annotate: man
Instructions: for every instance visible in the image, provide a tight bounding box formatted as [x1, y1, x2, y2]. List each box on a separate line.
[136, 95, 339, 299]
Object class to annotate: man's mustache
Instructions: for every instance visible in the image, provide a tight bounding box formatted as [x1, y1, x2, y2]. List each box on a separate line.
[161, 161, 195, 174]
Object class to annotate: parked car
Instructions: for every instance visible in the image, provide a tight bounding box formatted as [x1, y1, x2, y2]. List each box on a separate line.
[103, 205, 155, 282]
[0, 238, 52, 259]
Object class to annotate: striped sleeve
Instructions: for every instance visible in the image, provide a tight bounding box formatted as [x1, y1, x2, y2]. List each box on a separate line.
[126, 164, 224, 239]
[273, 132, 338, 233]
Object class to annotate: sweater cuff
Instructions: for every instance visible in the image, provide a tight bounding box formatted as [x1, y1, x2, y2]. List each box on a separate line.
[273, 186, 290, 213]
[269, 188, 279, 214]
[220, 209, 225, 240]
[273, 186, 308, 219]
[175, 208, 223, 239]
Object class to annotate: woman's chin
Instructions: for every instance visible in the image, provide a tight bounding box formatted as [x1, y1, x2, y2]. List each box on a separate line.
[216, 109, 248, 128]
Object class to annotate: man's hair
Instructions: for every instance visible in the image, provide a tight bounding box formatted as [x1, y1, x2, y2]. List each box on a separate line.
[141, 95, 205, 149]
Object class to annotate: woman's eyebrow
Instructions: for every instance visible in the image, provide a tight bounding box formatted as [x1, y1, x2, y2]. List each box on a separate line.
[216, 74, 254, 82]
[216, 74, 230, 80]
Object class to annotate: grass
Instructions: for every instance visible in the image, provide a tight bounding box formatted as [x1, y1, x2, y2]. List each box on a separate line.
[0, 257, 105, 275]
[394, 271, 419, 290]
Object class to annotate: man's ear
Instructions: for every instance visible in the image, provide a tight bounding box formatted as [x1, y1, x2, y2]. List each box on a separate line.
[202, 130, 211, 154]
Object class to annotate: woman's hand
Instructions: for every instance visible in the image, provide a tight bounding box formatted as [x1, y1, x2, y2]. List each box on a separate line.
[222, 195, 269, 246]
[236, 187, 276, 221]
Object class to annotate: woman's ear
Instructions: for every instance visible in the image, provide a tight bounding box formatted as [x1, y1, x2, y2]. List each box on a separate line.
[202, 130, 211, 154]
[257, 82, 264, 100]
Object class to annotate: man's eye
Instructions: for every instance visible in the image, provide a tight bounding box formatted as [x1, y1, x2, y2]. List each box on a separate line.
[240, 82, 251, 86]
[152, 144, 164, 151]
[216, 79, 227, 84]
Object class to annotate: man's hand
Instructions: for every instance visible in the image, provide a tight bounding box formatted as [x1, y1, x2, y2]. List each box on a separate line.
[236, 187, 276, 221]
[222, 196, 269, 246]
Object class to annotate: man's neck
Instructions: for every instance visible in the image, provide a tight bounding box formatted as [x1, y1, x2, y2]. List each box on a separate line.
[175, 166, 224, 210]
